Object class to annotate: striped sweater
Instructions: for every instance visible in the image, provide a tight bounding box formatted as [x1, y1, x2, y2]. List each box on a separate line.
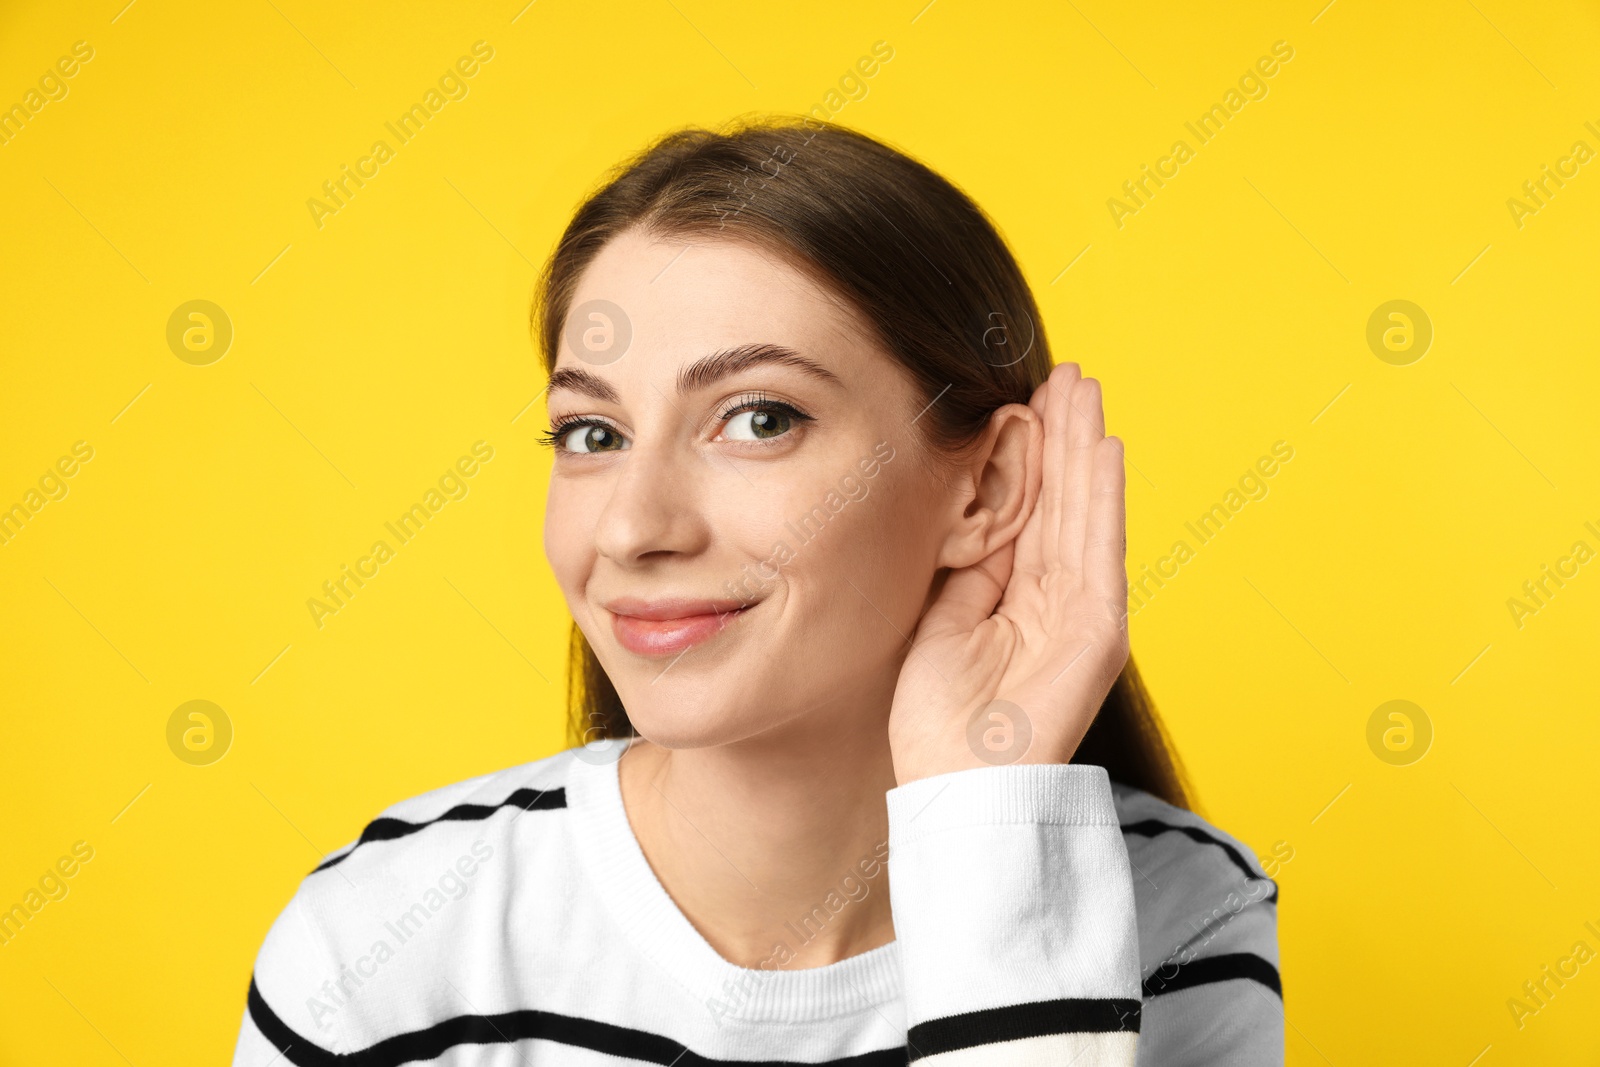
[232, 747, 1283, 1065]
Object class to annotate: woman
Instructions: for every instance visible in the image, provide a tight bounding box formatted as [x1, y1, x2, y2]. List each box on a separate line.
[234, 118, 1282, 1065]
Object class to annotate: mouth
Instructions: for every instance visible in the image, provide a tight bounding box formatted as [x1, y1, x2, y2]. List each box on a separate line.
[603, 596, 759, 658]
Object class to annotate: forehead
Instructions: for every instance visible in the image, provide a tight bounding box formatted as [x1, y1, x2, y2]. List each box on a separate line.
[559, 227, 871, 370]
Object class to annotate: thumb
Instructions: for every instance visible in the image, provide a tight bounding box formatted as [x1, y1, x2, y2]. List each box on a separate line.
[914, 539, 1014, 643]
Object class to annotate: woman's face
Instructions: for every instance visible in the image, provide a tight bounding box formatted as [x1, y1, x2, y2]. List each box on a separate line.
[542, 227, 957, 749]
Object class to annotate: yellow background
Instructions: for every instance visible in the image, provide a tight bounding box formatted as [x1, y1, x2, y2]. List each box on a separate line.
[2, 0, 1597, 1062]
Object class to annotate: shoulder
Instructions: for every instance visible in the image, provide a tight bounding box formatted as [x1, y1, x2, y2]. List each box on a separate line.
[313, 746, 576, 876]
[1110, 782, 1282, 998]
[1112, 782, 1278, 906]
[244, 748, 581, 1053]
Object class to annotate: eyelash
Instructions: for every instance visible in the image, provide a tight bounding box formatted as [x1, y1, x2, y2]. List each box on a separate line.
[537, 392, 815, 452]
[718, 391, 815, 429]
[535, 416, 607, 452]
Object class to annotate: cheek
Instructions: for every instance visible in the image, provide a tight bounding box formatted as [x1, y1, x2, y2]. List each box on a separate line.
[768, 483, 933, 699]
[779, 466, 929, 614]
[860, 487, 931, 592]
[542, 480, 593, 594]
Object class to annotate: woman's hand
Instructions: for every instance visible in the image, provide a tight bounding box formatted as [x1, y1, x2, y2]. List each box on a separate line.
[887, 362, 1130, 786]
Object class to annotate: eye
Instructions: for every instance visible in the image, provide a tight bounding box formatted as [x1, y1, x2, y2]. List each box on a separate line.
[717, 394, 812, 442]
[541, 420, 629, 454]
[723, 407, 793, 441]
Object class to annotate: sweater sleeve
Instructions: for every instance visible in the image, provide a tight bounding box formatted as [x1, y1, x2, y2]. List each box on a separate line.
[230, 887, 348, 1065]
[1137, 892, 1283, 1064]
[1130, 820, 1285, 1065]
[885, 761, 1142, 1065]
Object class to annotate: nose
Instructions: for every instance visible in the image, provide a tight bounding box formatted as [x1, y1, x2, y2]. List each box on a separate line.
[592, 437, 711, 567]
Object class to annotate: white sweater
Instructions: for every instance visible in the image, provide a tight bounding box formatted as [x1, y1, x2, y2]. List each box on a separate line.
[232, 747, 1283, 1065]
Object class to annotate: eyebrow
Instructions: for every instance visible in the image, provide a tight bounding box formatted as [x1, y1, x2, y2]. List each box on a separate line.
[545, 366, 621, 404]
[677, 343, 843, 394]
[545, 343, 842, 404]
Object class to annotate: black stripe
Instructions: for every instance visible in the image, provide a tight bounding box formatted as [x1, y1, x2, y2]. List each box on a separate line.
[1142, 951, 1282, 1000]
[906, 998, 1139, 1062]
[1120, 819, 1279, 902]
[249, 977, 339, 1067]
[314, 787, 566, 873]
[248, 975, 907, 1067]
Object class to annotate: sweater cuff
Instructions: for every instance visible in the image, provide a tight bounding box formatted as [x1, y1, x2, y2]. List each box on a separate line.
[886, 763, 1142, 1061]
[886, 760, 1122, 842]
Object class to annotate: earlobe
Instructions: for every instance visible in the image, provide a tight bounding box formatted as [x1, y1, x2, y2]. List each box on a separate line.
[936, 403, 1042, 569]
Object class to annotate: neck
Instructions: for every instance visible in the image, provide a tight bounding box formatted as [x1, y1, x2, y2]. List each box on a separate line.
[616, 697, 900, 971]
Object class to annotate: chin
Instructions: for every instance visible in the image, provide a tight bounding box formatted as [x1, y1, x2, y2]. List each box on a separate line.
[614, 674, 776, 750]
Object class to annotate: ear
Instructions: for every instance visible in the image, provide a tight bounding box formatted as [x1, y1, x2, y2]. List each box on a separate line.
[935, 402, 1043, 570]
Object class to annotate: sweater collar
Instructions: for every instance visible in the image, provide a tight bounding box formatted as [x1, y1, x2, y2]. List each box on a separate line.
[563, 746, 904, 1025]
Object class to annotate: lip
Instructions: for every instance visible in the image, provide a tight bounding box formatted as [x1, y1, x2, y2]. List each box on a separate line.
[604, 596, 758, 658]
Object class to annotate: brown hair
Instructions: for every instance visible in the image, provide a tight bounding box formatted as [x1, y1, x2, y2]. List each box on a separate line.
[532, 115, 1194, 810]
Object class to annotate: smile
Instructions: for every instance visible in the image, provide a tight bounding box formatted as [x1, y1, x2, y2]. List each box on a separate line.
[605, 597, 758, 658]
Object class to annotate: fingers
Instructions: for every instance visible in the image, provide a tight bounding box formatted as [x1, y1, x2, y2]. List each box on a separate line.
[1038, 362, 1080, 570]
[1008, 388, 1050, 579]
[1057, 371, 1105, 577]
[1027, 374, 1051, 421]
[1083, 434, 1128, 616]
[1062, 379, 1103, 571]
